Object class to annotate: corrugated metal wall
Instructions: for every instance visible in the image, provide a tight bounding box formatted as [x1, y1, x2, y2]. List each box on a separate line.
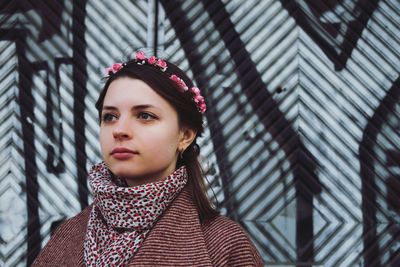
[0, 0, 399, 266]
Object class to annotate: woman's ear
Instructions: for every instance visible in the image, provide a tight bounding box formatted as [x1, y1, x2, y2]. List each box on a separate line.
[178, 127, 197, 151]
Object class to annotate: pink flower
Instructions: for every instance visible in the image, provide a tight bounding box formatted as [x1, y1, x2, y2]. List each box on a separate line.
[156, 59, 167, 71]
[170, 75, 188, 91]
[105, 67, 113, 75]
[191, 91, 206, 113]
[196, 95, 204, 102]
[199, 103, 206, 113]
[191, 87, 200, 95]
[112, 63, 122, 72]
[135, 51, 146, 61]
[148, 56, 157, 65]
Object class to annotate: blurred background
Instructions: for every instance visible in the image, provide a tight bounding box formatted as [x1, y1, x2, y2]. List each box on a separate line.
[0, 0, 399, 266]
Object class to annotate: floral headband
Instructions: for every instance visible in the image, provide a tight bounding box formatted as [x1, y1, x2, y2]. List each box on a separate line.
[105, 51, 206, 113]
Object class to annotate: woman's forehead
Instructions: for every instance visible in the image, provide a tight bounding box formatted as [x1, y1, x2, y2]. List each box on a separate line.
[103, 77, 175, 113]
[105, 78, 159, 104]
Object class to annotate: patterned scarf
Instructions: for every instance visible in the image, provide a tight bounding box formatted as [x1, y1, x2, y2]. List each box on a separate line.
[84, 162, 188, 267]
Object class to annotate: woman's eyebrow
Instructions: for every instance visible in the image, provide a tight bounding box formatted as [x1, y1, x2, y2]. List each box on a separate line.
[131, 104, 157, 110]
[102, 104, 159, 111]
[102, 105, 117, 111]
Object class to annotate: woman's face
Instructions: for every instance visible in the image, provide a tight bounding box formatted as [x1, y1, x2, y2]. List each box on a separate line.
[99, 77, 193, 186]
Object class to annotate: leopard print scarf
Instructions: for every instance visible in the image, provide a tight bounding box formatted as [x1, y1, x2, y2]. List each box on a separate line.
[84, 162, 188, 266]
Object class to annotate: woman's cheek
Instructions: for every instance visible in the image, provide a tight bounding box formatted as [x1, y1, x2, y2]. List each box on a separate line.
[149, 134, 178, 160]
[99, 129, 111, 158]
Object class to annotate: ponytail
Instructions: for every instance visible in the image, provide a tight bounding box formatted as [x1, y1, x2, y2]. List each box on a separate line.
[178, 143, 219, 223]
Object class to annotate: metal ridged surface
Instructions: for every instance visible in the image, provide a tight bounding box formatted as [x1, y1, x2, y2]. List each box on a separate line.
[0, 0, 399, 266]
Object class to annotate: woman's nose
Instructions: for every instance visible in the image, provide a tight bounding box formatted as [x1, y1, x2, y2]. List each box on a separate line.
[112, 120, 132, 140]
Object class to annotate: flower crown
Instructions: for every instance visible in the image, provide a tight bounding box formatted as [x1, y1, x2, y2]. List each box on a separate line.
[105, 51, 206, 113]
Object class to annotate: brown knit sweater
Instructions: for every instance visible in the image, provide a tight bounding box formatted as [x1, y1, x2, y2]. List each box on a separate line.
[32, 187, 263, 266]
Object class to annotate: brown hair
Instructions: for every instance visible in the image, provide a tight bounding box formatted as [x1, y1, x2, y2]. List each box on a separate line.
[95, 57, 219, 223]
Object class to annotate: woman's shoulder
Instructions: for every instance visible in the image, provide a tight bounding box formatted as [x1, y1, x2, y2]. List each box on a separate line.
[31, 205, 92, 266]
[202, 215, 243, 237]
[49, 204, 93, 250]
[64, 204, 92, 226]
[201, 215, 256, 246]
[201, 215, 264, 266]
[46, 204, 92, 242]
[54, 204, 92, 233]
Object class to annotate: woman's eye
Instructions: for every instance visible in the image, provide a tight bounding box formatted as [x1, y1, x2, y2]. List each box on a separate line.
[101, 113, 117, 122]
[138, 112, 155, 120]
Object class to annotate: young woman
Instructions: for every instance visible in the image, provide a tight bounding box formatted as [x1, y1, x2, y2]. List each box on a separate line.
[32, 51, 263, 266]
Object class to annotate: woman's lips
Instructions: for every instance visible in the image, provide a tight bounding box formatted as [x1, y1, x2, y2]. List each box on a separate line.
[111, 147, 138, 160]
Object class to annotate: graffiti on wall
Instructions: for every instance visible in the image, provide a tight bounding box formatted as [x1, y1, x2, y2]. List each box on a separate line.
[0, 0, 399, 266]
